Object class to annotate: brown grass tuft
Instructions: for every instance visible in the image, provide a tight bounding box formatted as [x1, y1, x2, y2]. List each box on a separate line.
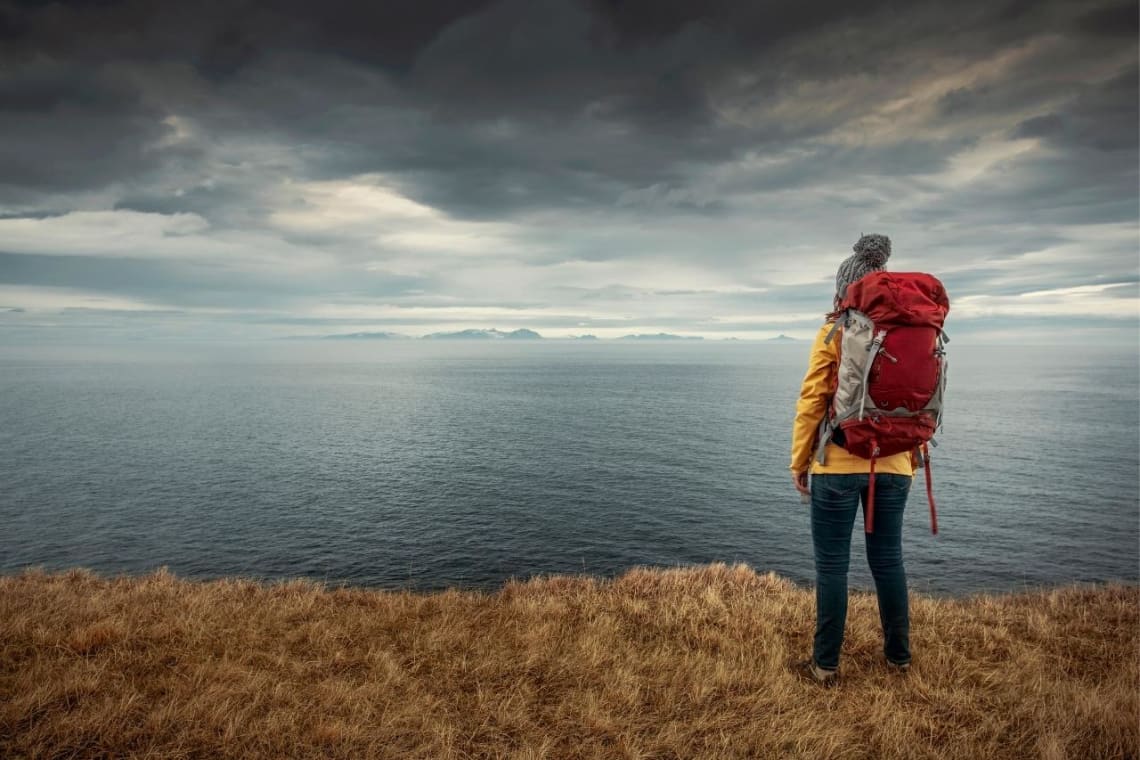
[1, 562, 1136, 759]
[65, 621, 126, 656]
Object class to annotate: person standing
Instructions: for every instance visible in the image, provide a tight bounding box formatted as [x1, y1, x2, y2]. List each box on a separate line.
[790, 233, 915, 686]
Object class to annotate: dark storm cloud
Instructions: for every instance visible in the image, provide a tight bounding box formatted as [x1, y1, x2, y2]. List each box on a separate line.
[2, 0, 1130, 217]
[1013, 66, 1139, 152]
[0, 61, 175, 198]
[0, 1, 494, 73]
[1074, 1, 1140, 38]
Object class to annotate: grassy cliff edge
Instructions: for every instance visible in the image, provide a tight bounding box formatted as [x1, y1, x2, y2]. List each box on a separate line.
[2, 563, 1137, 759]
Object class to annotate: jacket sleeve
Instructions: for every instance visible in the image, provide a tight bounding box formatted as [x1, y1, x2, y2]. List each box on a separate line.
[790, 324, 837, 474]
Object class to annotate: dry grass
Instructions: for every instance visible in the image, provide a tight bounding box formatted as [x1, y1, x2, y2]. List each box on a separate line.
[1, 563, 1136, 760]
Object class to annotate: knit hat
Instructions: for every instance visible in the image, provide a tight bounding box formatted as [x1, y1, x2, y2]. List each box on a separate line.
[835, 233, 891, 301]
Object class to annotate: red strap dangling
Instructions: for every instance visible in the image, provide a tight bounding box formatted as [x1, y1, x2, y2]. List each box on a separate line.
[924, 442, 938, 535]
[865, 440, 877, 534]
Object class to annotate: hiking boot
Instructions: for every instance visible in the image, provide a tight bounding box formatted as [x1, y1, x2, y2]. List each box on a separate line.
[885, 658, 911, 673]
[797, 659, 839, 687]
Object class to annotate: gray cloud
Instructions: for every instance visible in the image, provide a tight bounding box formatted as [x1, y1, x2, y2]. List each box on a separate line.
[1013, 66, 1138, 152]
[0, 0, 1135, 342]
[0, 251, 433, 309]
[0, 62, 176, 200]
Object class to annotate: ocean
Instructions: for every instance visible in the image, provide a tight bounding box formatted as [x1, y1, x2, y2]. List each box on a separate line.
[2, 340, 1137, 596]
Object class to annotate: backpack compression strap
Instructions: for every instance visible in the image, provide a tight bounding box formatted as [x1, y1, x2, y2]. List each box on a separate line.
[923, 442, 938, 535]
[864, 439, 879, 534]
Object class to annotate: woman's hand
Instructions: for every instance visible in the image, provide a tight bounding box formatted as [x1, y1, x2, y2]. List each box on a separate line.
[792, 471, 811, 501]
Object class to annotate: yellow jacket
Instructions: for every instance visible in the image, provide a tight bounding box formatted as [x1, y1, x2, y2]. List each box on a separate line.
[790, 322, 916, 476]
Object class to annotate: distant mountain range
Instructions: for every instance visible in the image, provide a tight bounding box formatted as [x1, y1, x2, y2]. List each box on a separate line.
[316, 328, 800, 341]
[422, 328, 543, 340]
[618, 333, 703, 341]
[322, 331, 409, 340]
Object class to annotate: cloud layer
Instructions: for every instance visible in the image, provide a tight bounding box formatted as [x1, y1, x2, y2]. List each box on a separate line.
[0, 0, 1136, 341]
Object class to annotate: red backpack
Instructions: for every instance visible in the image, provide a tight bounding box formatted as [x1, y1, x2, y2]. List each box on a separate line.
[815, 271, 950, 534]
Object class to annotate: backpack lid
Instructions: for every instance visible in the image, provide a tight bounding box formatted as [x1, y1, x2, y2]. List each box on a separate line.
[839, 271, 949, 330]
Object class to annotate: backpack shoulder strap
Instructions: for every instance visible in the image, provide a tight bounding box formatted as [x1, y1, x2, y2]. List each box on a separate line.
[824, 315, 845, 345]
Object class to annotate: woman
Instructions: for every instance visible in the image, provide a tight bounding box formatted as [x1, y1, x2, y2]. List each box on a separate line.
[790, 233, 915, 686]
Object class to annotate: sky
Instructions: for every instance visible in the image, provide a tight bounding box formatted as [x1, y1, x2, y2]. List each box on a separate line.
[0, 0, 1137, 342]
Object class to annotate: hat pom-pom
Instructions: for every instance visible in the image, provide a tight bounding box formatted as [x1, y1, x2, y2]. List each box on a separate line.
[853, 233, 891, 268]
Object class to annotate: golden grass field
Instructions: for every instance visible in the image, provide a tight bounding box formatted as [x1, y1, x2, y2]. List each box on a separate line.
[1, 563, 1136, 759]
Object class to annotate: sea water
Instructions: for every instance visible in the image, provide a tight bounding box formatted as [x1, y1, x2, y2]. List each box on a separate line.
[2, 340, 1137, 595]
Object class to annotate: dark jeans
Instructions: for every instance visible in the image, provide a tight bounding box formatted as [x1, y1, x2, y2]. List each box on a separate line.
[810, 472, 912, 670]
